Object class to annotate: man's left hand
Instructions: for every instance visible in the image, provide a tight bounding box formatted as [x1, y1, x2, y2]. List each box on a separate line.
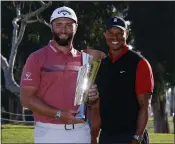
[88, 84, 99, 102]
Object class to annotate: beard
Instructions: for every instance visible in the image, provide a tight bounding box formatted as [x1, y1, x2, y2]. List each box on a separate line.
[53, 32, 73, 46]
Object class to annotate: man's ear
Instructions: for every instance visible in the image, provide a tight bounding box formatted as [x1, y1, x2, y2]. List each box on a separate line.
[50, 24, 53, 33]
[75, 23, 78, 32]
[125, 30, 129, 39]
[103, 31, 106, 39]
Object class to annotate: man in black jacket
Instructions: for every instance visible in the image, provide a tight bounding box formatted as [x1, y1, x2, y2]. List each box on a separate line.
[88, 16, 154, 144]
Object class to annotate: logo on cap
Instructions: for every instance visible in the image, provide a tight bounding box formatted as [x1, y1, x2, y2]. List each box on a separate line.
[58, 10, 71, 16]
[113, 18, 117, 23]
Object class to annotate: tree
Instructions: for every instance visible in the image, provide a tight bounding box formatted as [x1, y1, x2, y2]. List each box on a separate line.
[127, 1, 174, 133]
[1, 1, 52, 97]
[1, 1, 52, 121]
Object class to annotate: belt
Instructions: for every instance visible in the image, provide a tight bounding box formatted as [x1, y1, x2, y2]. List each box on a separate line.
[35, 122, 88, 130]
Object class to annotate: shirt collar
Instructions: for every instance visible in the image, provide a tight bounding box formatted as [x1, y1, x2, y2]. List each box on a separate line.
[109, 45, 129, 63]
[48, 40, 78, 57]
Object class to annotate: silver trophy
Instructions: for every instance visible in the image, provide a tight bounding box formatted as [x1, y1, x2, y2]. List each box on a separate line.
[74, 52, 101, 106]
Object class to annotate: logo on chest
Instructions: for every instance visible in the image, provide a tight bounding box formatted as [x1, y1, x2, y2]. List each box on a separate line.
[120, 70, 126, 74]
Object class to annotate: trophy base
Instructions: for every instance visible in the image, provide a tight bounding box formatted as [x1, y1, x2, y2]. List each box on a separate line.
[75, 104, 86, 120]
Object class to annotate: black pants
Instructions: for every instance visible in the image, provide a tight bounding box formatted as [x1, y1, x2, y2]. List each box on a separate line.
[99, 129, 149, 144]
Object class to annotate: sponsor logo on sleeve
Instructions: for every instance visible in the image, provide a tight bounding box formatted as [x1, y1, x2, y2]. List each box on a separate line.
[23, 72, 32, 81]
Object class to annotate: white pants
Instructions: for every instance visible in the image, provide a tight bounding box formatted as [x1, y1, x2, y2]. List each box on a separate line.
[34, 122, 91, 143]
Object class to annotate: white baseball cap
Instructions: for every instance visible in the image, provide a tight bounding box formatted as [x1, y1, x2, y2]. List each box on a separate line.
[50, 6, 77, 23]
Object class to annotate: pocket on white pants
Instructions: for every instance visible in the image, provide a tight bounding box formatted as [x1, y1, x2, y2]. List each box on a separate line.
[83, 123, 91, 134]
[78, 123, 91, 143]
[34, 126, 50, 138]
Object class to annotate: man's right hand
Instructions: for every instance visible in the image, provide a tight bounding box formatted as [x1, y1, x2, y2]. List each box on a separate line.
[60, 109, 85, 124]
[88, 84, 99, 105]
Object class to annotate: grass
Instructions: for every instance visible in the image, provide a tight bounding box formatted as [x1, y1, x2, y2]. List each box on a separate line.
[2, 127, 34, 143]
[149, 133, 174, 143]
[147, 117, 174, 134]
[1, 117, 174, 143]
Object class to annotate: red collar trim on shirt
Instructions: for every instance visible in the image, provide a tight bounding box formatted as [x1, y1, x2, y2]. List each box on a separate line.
[48, 40, 77, 56]
[109, 45, 129, 63]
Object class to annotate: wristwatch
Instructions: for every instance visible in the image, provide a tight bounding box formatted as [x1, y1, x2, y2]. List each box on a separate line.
[133, 135, 143, 143]
[55, 110, 62, 120]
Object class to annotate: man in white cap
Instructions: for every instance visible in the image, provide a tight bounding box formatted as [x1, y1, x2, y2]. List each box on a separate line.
[20, 6, 102, 143]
